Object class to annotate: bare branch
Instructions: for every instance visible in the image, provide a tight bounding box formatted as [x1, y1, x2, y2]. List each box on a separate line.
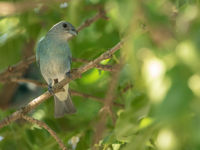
[72, 58, 119, 72]
[0, 56, 35, 82]
[22, 115, 67, 150]
[76, 9, 108, 32]
[0, 91, 51, 128]
[0, 40, 123, 129]
[5, 77, 124, 108]
[70, 89, 102, 102]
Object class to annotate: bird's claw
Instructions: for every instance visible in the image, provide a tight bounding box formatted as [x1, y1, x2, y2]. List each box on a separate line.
[65, 71, 71, 78]
[48, 85, 54, 94]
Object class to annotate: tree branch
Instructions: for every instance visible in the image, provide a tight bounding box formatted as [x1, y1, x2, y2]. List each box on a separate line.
[21, 115, 67, 150]
[72, 58, 119, 72]
[5, 77, 124, 108]
[76, 9, 108, 32]
[0, 56, 35, 82]
[0, 40, 123, 129]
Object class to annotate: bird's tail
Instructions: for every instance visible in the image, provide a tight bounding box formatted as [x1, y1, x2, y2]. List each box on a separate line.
[54, 95, 76, 118]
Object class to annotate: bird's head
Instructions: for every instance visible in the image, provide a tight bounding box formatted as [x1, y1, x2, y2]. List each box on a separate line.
[47, 21, 78, 40]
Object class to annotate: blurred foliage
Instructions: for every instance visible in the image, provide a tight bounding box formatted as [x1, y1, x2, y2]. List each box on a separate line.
[0, 0, 200, 150]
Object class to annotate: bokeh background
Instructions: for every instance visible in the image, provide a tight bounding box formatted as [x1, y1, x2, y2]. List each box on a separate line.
[0, 0, 200, 150]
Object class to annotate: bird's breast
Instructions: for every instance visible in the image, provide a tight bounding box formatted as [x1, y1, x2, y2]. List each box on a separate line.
[40, 48, 70, 83]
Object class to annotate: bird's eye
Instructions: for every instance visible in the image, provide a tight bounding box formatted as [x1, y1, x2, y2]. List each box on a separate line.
[62, 23, 68, 28]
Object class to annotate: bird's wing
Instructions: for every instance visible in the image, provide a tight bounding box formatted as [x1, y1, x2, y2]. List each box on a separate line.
[36, 38, 44, 68]
[68, 53, 72, 68]
[66, 44, 72, 70]
[36, 46, 40, 68]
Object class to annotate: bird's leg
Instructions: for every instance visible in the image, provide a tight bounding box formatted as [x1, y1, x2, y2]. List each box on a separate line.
[65, 70, 71, 78]
[48, 79, 54, 94]
[54, 78, 58, 84]
[54, 78, 65, 92]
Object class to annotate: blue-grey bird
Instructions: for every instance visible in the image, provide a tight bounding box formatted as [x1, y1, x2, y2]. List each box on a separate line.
[36, 21, 77, 118]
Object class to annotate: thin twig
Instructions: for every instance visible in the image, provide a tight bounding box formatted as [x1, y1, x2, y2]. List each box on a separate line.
[70, 90, 102, 102]
[0, 40, 123, 129]
[21, 115, 67, 150]
[76, 9, 108, 32]
[121, 84, 134, 93]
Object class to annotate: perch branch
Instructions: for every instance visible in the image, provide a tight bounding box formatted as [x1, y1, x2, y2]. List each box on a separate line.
[0, 40, 123, 129]
[22, 115, 67, 150]
[5, 77, 124, 108]
[72, 58, 119, 72]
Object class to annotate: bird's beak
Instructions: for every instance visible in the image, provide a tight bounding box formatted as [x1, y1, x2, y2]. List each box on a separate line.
[69, 29, 78, 36]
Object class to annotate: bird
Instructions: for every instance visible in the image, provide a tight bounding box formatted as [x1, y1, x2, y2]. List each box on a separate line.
[36, 21, 78, 118]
